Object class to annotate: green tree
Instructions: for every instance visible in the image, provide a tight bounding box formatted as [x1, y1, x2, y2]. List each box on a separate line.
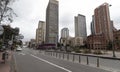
[0, 0, 17, 24]
[0, 25, 19, 45]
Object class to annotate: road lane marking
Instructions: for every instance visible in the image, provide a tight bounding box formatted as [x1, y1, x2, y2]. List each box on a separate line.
[31, 54, 72, 72]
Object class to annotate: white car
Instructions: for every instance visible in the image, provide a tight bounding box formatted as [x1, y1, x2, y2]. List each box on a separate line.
[16, 46, 22, 51]
[23, 45, 27, 48]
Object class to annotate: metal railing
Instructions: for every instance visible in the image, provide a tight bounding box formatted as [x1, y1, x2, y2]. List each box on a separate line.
[44, 51, 120, 70]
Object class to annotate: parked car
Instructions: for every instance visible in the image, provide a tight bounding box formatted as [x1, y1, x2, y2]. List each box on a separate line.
[16, 46, 22, 51]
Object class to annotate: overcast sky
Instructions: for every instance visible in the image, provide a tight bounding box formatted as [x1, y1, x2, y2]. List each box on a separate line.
[11, 0, 120, 41]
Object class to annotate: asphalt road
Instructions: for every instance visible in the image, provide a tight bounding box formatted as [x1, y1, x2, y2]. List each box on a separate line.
[14, 48, 110, 72]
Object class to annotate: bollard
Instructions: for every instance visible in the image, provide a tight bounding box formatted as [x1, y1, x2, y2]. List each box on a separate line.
[86, 56, 89, 65]
[79, 55, 81, 63]
[44, 51, 46, 55]
[67, 53, 69, 60]
[73, 54, 75, 62]
[55, 52, 56, 57]
[48, 52, 49, 55]
[53, 52, 54, 57]
[45, 51, 47, 55]
[54, 52, 56, 57]
[59, 53, 60, 59]
[52, 52, 53, 56]
[97, 57, 99, 67]
[63, 53, 64, 59]
[56, 52, 57, 58]
[52, 52, 54, 56]
[51, 52, 52, 56]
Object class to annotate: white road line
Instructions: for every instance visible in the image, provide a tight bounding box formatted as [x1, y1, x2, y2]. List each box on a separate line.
[31, 54, 72, 72]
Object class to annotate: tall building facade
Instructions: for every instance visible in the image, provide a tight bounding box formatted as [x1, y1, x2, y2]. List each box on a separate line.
[75, 14, 87, 39]
[61, 28, 69, 38]
[91, 15, 95, 35]
[94, 3, 113, 42]
[36, 21, 46, 45]
[87, 3, 114, 50]
[45, 0, 59, 45]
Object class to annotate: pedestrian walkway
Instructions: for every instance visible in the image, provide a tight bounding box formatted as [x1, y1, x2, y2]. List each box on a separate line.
[93, 51, 120, 58]
[80, 50, 120, 58]
[0, 51, 12, 72]
[106, 51, 120, 58]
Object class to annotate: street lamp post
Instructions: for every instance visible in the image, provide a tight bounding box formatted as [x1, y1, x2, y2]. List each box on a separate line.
[108, 4, 116, 57]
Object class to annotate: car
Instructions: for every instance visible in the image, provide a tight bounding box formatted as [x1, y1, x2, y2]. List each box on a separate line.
[16, 46, 22, 51]
[23, 45, 27, 48]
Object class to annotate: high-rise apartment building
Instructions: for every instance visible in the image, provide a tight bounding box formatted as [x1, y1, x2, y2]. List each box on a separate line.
[61, 28, 69, 38]
[91, 15, 95, 35]
[36, 21, 46, 45]
[75, 14, 87, 39]
[87, 3, 114, 50]
[94, 3, 113, 41]
[45, 0, 59, 45]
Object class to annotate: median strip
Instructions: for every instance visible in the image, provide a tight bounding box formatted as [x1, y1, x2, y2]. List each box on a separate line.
[31, 54, 72, 72]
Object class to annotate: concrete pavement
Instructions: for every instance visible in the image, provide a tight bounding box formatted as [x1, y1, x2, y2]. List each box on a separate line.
[0, 50, 14, 72]
[99, 51, 120, 58]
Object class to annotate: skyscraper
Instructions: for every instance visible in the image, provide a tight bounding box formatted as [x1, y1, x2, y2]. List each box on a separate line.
[61, 28, 69, 38]
[46, 0, 59, 45]
[94, 2, 113, 41]
[36, 21, 46, 45]
[87, 3, 115, 50]
[91, 15, 95, 35]
[75, 14, 87, 39]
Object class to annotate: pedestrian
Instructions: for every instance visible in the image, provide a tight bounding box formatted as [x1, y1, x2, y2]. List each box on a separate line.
[2, 50, 8, 64]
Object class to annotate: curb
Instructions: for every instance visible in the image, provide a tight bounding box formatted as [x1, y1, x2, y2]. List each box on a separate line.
[10, 52, 18, 72]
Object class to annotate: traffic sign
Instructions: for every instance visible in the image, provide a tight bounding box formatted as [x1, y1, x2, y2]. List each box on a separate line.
[8, 41, 13, 45]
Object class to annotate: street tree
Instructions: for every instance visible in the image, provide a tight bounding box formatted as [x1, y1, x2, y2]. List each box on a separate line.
[0, 0, 17, 24]
[1, 25, 19, 41]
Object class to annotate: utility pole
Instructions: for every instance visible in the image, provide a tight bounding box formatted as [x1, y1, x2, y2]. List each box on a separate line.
[108, 4, 116, 57]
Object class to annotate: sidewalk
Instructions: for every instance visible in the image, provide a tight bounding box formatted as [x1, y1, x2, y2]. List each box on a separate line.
[91, 51, 120, 58]
[104, 51, 120, 58]
[0, 51, 13, 72]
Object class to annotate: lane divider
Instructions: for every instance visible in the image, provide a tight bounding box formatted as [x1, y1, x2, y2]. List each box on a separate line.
[31, 54, 72, 72]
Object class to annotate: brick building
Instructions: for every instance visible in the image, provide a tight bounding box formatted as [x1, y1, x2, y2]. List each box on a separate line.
[113, 30, 120, 50]
[87, 34, 107, 50]
[87, 3, 114, 50]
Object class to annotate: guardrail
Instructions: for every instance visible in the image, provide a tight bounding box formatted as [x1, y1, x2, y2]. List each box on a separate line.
[44, 50, 120, 70]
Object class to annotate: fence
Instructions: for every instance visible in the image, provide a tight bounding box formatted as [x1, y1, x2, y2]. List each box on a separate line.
[44, 51, 120, 71]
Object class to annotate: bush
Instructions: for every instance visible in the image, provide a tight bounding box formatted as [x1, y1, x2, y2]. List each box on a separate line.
[93, 50, 103, 54]
[75, 50, 82, 53]
[82, 49, 91, 54]
[73, 47, 81, 53]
